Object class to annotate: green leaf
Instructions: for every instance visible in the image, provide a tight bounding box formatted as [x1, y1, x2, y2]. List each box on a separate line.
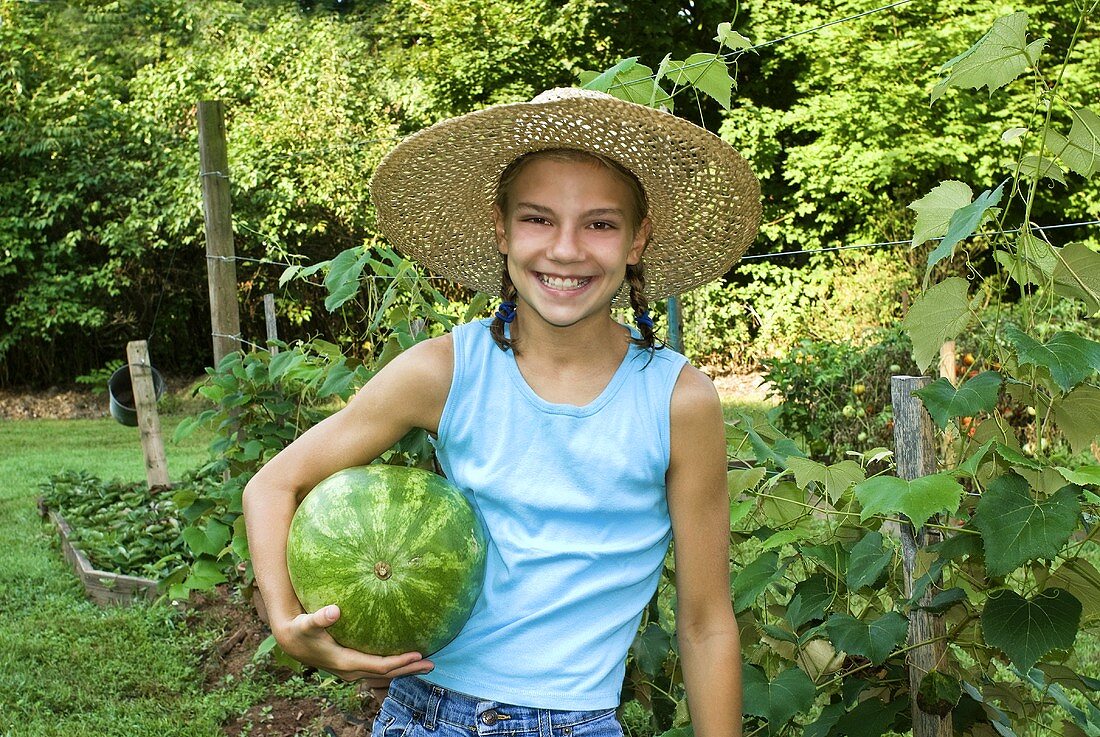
[972, 474, 1080, 576]
[323, 248, 370, 312]
[825, 611, 909, 666]
[924, 184, 1004, 283]
[786, 457, 865, 503]
[1048, 559, 1100, 623]
[909, 180, 973, 248]
[1053, 243, 1100, 313]
[982, 588, 1081, 671]
[182, 556, 228, 590]
[1017, 154, 1066, 185]
[956, 439, 996, 479]
[854, 473, 964, 530]
[1046, 107, 1100, 179]
[803, 702, 846, 737]
[664, 53, 734, 110]
[919, 587, 969, 614]
[760, 481, 807, 528]
[181, 520, 231, 557]
[728, 466, 767, 496]
[733, 551, 782, 613]
[830, 697, 909, 737]
[786, 573, 833, 630]
[996, 232, 1058, 287]
[317, 360, 356, 399]
[1005, 324, 1100, 393]
[741, 664, 816, 729]
[847, 532, 893, 591]
[631, 622, 672, 676]
[581, 58, 673, 110]
[918, 671, 963, 717]
[901, 277, 974, 372]
[931, 12, 1046, 103]
[1056, 465, 1100, 487]
[1052, 385, 1100, 453]
[914, 371, 1002, 429]
[580, 57, 637, 89]
[714, 22, 753, 52]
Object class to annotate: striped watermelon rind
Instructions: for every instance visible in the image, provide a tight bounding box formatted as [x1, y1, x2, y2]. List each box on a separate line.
[286, 464, 486, 656]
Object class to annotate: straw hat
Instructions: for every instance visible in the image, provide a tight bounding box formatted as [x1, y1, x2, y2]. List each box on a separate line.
[369, 88, 761, 304]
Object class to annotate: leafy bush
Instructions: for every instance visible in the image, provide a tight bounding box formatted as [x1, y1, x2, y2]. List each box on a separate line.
[762, 328, 918, 461]
[39, 468, 214, 581]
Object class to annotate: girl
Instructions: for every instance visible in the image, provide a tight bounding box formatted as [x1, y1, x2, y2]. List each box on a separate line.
[243, 88, 760, 737]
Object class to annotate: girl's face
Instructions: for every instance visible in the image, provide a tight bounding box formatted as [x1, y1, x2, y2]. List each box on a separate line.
[492, 156, 650, 332]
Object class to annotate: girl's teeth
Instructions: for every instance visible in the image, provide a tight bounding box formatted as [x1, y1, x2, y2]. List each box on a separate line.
[540, 274, 590, 290]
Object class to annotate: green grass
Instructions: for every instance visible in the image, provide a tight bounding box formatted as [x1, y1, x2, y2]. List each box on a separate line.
[0, 414, 285, 736]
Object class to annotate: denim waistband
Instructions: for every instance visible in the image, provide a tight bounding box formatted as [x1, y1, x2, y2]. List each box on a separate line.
[384, 676, 618, 736]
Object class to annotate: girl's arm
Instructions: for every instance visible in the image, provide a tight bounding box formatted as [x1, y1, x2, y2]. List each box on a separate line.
[666, 365, 741, 737]
[242, 334, 453, 684]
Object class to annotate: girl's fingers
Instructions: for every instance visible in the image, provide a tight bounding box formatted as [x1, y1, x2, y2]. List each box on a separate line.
[304, 604, 341, 630]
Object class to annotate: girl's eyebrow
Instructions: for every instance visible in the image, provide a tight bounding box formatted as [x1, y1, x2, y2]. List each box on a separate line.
[514, 202, 625, 218]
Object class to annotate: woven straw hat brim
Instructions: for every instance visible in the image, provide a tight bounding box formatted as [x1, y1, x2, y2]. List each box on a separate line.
[369, 90, 761, 304]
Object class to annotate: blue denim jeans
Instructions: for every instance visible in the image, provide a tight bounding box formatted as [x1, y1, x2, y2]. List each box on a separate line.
[374, 677, 625, 737]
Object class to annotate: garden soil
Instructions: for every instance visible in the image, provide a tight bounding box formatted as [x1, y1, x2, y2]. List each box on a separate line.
[189, 585, 380, 736]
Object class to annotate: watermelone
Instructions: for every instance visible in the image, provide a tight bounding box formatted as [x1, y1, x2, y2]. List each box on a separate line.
[286, 464, 486, 656]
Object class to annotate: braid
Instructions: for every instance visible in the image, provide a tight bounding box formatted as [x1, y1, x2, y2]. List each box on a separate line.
[489, 254, 518, 352]
[626, 262, 660, 352]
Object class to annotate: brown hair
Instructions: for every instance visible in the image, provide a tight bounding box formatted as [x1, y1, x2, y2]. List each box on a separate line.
[489, 149, 660, 353]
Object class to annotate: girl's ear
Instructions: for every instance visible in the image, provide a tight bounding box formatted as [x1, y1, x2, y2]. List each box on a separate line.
[492, 204, 509, 254]
[627, 217, 651, 265]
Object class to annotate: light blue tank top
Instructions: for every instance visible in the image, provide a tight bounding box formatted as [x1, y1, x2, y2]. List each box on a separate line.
[422, 319, 689, 710]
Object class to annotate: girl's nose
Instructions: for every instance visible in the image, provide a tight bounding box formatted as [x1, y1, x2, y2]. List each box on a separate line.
[546, 228, 584, 263]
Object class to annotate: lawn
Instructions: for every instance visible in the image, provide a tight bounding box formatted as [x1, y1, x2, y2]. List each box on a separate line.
[0, 414, 310, 736]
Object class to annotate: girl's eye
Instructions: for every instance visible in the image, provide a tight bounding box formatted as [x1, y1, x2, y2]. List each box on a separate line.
[590, 221, 617, 230]
[521, 216, 550, 225]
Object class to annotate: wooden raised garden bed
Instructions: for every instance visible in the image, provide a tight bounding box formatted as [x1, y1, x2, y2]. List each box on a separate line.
[38, 500, 160, 606]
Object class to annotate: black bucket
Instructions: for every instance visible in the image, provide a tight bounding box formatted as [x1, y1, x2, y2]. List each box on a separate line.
[108, 364, 167, 427]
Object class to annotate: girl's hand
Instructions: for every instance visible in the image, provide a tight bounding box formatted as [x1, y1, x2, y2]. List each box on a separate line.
[275, 604, 434, 686]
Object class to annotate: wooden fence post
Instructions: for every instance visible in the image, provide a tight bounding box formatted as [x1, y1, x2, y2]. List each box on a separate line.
[126, 340, 170, 489]
[891, 375, 952, 737]
[198, 100, 242, 366]
[263, 293, 279, 355]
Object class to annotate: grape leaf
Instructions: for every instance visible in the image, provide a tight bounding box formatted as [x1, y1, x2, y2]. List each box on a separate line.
[1004, 324, 1100, 393]
[831, 697, 910, 737]
[1048, 559, 1100, 623]
[855, 473, 964, 531]
[664, 53, 734, 110]
[996, 232, 1058, 287]
[323, 248, 371, 311]
[972, 474, 1080, 576]
[982, 588, 1081, 671]
[733, 550, 782, 613]
[1016, 154, 1066, 185]
[847, 531, 892, 591]
[826, 611, 909, 666]
[915, 371, 1002, 429]
[580, 59, 674, 111]
[741, 664, 817, 729]
[1052, 385, 1100, 454]
[631, 623, 672, 676]
[1053, 242, 1100, 313]
[714, 22, 753, 52]
[901, 277, 975, 372]
[1056, 465, 1100, 487]
[786, 457, 865, 503]
[924, 183, 1004, 283]
[909, 180, 973, 248]
[1045, 107, 1100, 179]
[786, 573, 833, 630]
[931, 12, 1046, 103]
